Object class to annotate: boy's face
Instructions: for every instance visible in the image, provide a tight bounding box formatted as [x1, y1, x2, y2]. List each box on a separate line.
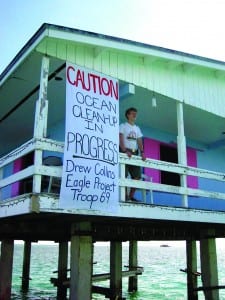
[127, 111, 137, 122]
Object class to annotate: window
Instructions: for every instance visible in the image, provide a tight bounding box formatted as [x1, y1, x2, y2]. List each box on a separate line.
[160, 144, 180, 186]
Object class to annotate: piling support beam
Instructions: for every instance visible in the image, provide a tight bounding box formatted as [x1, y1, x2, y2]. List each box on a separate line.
[186, 240, 198, 300]
[200, 234, 219, 300]
[69, 222, 93, 300]
[57, 241, 68, 299]
[128, 240, 138, 292]
[110, 241, 122, 299]
[21, 241, 32, 291]
[0, 239, 14, 300]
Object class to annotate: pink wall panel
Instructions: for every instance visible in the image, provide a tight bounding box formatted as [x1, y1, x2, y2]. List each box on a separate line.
[144, 138, 198, 188]
[187, 148, 198, 188]
[11, 158, 23, 197]
[144, 138, 160, 183]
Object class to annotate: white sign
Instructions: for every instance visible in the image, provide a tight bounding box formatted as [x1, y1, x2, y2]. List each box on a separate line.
[59, 63, 119, 212]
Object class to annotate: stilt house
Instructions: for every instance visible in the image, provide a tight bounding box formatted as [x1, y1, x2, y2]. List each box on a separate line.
[0, 23, 225, 299]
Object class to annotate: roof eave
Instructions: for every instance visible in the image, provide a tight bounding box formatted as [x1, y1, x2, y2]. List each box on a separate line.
[2, 23, 225, 86]
[0, 23, 49, 85]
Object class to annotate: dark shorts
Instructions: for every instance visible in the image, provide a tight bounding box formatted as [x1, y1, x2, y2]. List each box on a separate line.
[122, 148, 141, 179]
[126, 164, 141, 179]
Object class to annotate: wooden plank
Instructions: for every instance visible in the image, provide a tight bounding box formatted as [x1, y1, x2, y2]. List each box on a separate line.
[92, 285, 111, 297]
[120, 155, 225, 182]
[0, 164, 62, 190]
[0, 166, 34, 189]
[194, 285, 225, 291]
[120, 178, 225, 201]
[35, 138, 64, 153]
[50, 269, 143, 287]
[0, 139, 35, 168]
[0, 138, 63, 170]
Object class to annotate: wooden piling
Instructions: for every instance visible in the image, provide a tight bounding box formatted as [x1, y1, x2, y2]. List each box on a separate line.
[69, 222, 93, 300]
[0, 239, 14, 300]
[200, 234, 219, 300]
[110, 241, 122, 300]
[186, 240, 198, 300]
[57, 241, 68, 299]
[21, 241, 32, 291]
[128, 240, 138, 292]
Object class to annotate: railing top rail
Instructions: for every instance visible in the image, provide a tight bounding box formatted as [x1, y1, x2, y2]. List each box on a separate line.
[0, 139, 224, 184]
[0, 138, 64, 169]
[0, 139, 36, 168]
[120, 154, 225, 182]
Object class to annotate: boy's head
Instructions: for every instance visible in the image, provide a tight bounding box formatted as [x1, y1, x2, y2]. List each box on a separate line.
[125, 107, 137, 119]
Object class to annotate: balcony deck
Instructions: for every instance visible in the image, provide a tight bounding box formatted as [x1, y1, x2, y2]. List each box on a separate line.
[0, 138, 225, 228]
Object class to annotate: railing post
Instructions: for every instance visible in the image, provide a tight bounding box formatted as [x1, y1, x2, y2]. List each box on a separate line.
[33, 55, 49, 139]
[120, 157, 126, 202]
[176, 102, 188, 207]
[33, 55, 49, 193]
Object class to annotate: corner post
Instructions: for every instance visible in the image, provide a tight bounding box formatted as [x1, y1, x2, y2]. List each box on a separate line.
[33, 55, 49, 139]
[176, 101, 188, 207]
[33, 55, 49, 193]
[120, 157, 126, 202]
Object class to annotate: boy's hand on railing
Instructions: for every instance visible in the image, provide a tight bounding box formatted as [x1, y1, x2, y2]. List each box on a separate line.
[125, 150, 132, 158]
[141, 152, 146, 161]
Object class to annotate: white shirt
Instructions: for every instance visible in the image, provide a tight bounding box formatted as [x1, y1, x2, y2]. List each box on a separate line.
[119, 122, 143, 150]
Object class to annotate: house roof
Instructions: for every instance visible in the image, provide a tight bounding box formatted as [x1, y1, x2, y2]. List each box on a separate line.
[0, 23, 225, 156]
[1, 23, 225, 82]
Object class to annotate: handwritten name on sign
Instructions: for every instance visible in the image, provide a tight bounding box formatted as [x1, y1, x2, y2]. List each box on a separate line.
[59, 64, 119, 212]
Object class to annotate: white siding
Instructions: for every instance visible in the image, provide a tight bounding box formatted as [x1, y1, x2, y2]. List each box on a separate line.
[36, 39, 225, 117]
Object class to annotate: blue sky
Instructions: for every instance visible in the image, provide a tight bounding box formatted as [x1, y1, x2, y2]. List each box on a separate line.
[1, 0, 225, 73]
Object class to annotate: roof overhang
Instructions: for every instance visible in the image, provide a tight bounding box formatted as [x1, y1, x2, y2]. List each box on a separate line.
[2, 23, 225, 84]
[0, 24, 225, 155]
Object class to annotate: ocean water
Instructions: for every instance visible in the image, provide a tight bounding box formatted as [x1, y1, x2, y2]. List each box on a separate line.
[10, 242, 225, 299]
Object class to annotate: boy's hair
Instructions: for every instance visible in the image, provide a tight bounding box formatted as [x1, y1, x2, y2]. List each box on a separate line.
[125, 107, 137, 119]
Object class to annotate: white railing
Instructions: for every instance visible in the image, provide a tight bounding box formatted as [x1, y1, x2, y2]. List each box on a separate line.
[0, 138, 64, 200]
[119, 153, 225, 206]
[0, 138, 225, 209]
